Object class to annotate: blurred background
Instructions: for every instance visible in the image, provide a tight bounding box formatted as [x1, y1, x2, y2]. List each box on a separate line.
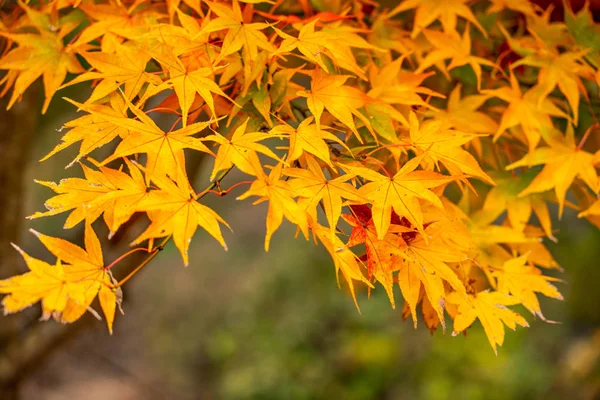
[1, 2, 600, 400]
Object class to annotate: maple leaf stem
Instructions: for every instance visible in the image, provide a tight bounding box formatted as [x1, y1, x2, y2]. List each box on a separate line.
[80, 156, 102, 168]
[204, 180, 252, 197]
[369, 157, 391, 178]
[577, 123, 599, 150]
[104, 247, 151, 271]
[169, 117, 183, 132]
[196, 166, 234, 199]
[114, 235, 171, 288]
[146, 107, 182, 117]
[365, 143, 411, 158]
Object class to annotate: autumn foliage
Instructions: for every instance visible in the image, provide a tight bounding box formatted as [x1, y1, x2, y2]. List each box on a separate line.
[0, 0, 599, 353]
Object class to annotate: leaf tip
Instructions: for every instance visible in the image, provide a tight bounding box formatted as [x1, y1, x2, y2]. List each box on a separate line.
[28, 229, 41, 238]
[10, 242, 23, 254]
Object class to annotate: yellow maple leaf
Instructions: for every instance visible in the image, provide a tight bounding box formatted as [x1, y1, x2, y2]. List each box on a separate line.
[368, 57, 441, 109]
[482, 72, 569, 151]
[73, 3, 161, 49]
[141, 53, 235, 126]
[0, 224, 119, 333]
[204, 118, 282, 180]
[0, 30, 83, 113]
[200, 0, 275, 64]
[506, 125, 600, 217]
[61, 43, 162, 105]
[313, 224, 373, 311]
[270, 117, 346, 167]
[417, 28, 497, 90]
[133, 168, 230, 266]
[67, 97, 215, 181]
[395, 222, 468, 330]
[348, 155, 453, 239]
[494, 254, 563, 317]
[407, 111, 494, 184]
[237, 162, 309, 251]
[472, 170, 555, 239]
[41, 96, 130, 165]
[430, 84, 498, 134]
[29, 164, 116, 228]
[273, 19, 375, 79]
[388, 0, 485, 38]
[285, 156, 366, 235]
[298, 68, 373, 142]
[501, 26, 593, 124]
[29, 161, 150, 237]
[447, 290, 529, 354]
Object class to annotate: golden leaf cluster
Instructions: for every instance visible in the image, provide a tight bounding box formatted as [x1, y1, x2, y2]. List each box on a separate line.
[1, 0, 599, 352]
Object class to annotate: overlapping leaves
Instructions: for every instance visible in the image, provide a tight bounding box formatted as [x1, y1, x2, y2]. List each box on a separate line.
[0, 0, 596, 352]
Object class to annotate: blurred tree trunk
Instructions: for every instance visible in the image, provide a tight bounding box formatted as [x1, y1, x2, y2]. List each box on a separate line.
[0, 83, 41, 397]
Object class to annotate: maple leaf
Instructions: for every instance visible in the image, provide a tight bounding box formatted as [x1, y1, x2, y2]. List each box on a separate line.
[564, 0, 600, 69]
[342, 204, 410, 304]
[494, 254, 563, 317]
[141, 53, 235, 126]
[506, 126, 600, 217]
[467, 218, 542, 287]
[388, 0, 485, 38]
[269, 65, 305, 118]
[41, 97, 130, 165]
[165, 0, 202, 21]
[29, 161, 150, 236]
[297, 68, 373, 142]
[29, 163, 117, 228]
[200, 0, 275, 64]
[407, 111, 494, 184]
[514, 50, 593, 125]
[0, 224, 119, 333]
[395, 222, 468, 330]
[348, 156, 452, 239]
[313, 224, 373, 311]
[482, 72, 569, 151]
[269, 117, 346, 167]
[447, 290, 529, 354]
[421, 296, 442, 332]
[133, 168, 229, 266]
[502, 26, 594, 124]
[127, 20, 208, 64]
[487, 0, 536, 16]
[67, 97, 215, 181]
[285, 156, 366, 235]
[368, 58, 441, 110]
[417, 28, 497, 90]
[273, 19, 375, 79]
[430, 84, 498, 134]
[98, 160, 152, 236]
[0, 30, 83, 113]
[473, 170, 556, 239]
[73, 3, 163, 49]
[469, 222, 540, 249]
[61, 43, 163, 105]
[237, 162, 309, 251]
[204, 118, 282, 181]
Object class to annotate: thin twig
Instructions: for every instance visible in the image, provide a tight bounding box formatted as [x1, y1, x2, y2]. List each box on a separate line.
[114, 236, 171, 288]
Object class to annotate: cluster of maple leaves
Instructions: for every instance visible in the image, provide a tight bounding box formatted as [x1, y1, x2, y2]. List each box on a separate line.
[0, 0, 598, 353]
